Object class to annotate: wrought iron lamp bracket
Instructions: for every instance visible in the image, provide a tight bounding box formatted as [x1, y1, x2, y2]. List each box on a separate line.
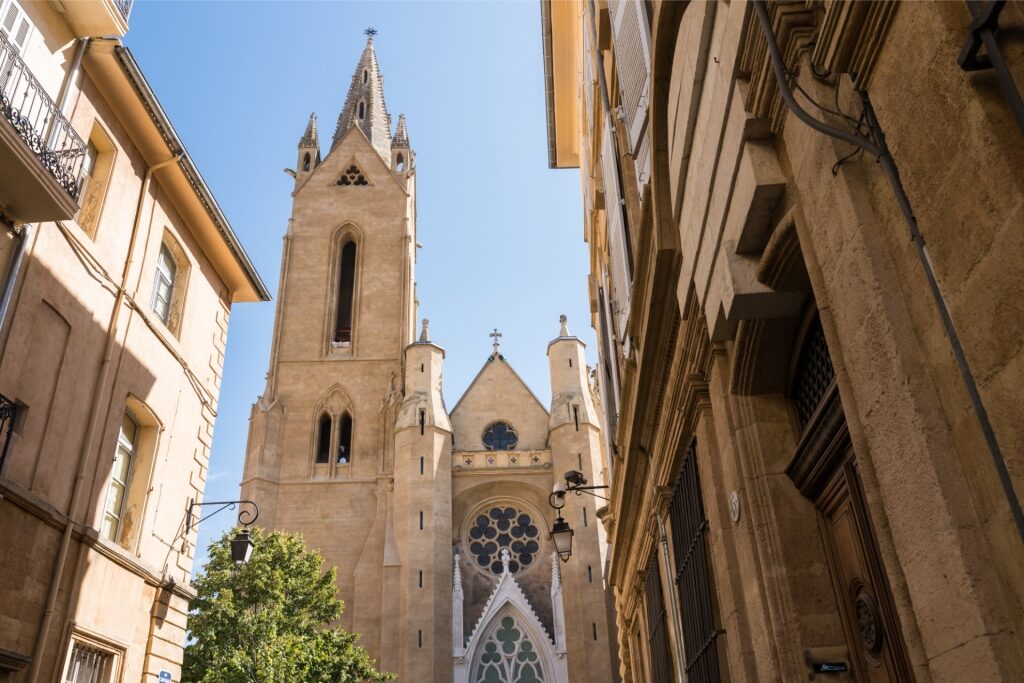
[184, 498, 259, 535]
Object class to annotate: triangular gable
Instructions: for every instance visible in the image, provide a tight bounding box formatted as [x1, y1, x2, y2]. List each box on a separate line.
[451, 353, 549, 417]
[454, 557, 568, 683]
[295, 125, 406, 197]
[450, 353, 550, 452]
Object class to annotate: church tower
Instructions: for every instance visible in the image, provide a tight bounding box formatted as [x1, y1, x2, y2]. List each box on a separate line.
[242, 34, 618, 683]
[242, 32, 431, 672]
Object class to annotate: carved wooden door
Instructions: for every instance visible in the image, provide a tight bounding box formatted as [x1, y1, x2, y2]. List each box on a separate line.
[816, 452, 914, 682]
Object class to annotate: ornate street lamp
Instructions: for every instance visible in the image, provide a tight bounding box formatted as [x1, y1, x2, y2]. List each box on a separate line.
[550, 515, 574, 562]
[184, 498, 260, 565]
[230, 528, 255, 565]
[547, 471, 608, 562]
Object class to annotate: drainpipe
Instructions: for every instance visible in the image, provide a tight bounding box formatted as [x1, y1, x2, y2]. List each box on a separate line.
[0, 223, 32, 340]
[27, 153, 181, 683]
[46, 37, 90, 148]
[751, 0, 1024, 545]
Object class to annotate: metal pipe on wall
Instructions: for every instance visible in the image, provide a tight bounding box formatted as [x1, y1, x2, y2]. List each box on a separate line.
[27, 153, 180, 683]
[751, 0, 1024, 544]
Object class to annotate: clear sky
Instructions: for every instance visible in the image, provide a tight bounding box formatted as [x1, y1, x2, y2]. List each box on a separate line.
[125, 0, 594, 567]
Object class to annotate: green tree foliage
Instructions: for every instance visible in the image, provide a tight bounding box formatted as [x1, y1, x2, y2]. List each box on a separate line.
[183, 528, 393, 683]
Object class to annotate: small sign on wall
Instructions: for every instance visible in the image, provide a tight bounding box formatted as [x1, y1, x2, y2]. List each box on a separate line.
[159, 672, 172, 683]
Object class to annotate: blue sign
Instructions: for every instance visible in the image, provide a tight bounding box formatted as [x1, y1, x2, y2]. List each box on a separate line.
[159, 672, 172, 683]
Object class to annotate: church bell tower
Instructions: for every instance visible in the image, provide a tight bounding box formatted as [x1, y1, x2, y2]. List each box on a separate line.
[241, 33, 445, 677]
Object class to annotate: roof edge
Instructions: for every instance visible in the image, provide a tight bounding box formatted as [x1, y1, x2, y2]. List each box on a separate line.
[113, 45, 271, 302]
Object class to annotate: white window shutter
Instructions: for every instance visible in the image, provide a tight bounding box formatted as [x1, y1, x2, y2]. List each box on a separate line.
[610, 0, 651, 154]
[601, 125, 631, 339]
[0, 0, 32, 54]
[610, 0, 652, 194]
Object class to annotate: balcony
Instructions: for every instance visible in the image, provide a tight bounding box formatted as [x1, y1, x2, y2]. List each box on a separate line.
[0, 32, 86, 223]
[58, 0, 131, 39]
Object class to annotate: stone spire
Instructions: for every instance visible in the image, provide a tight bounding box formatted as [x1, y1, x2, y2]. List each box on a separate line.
[299, 112, 319, 148]
[392, 113, 410, 148]
[332, 34, 393, 163]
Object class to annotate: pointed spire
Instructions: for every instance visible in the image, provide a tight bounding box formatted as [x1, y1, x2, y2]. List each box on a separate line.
[392, 113, 409, 148]
[453, 554, 464, 599]
[332, 34, 393, 163]
[419, 318, 430, 343]
[299, 112, 319, 148]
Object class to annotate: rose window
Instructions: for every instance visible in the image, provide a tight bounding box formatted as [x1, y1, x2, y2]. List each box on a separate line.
[482, 422, 518, 451]
[468, 507, 540, 575]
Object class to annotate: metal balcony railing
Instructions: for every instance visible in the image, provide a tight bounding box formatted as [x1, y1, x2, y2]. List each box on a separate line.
[0, 393, 17, 475]
[113, 0, 134, 21]
[0, 32, 87, 201]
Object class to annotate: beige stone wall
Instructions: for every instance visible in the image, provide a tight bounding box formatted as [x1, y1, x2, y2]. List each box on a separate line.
[551, 0, 1024, 681]
[0, 4, 261, 681]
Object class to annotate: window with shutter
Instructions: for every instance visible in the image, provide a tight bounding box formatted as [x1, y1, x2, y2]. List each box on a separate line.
[609, 0, 652, 190]
[602, 125, 631, 339]
[0, 0, 33, 54]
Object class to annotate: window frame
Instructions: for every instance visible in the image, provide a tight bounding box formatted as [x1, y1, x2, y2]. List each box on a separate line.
[101, 412, 137, 543]
[60, 630, 125, 683]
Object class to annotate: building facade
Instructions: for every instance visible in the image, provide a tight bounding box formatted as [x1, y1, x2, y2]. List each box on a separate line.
[544, 0, 1024, 681]
[0, 2, 269, 681]
[240, 37, 619, 683]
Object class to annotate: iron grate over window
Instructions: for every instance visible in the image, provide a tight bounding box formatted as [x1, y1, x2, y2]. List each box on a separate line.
[792, 316, 835, 427]
[669, 439, 724, 682]
[0, 393, 17, 475]
[644, 552, 672, 683]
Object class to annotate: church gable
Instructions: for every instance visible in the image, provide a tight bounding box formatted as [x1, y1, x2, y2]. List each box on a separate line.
[451, 355, 549, 452]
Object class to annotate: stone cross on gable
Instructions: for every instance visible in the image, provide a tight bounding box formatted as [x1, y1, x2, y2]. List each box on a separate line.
[490, 328, 502, 354]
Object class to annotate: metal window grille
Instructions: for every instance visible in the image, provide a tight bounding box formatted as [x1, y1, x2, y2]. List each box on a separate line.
[792, 316, 835, 427]
[0, 393, 17, 474]
[669, 440, 723, 682]
[644, 552, 671, 683]
[63, 642, 111, 683]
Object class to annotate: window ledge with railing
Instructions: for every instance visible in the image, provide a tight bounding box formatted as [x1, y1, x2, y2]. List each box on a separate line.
[0, 31, 87, 222]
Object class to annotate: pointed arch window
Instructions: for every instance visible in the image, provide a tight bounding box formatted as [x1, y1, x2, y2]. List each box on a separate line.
[334, 240, 357, 344]
[362, 69, 368, 84]
[396, 153, 405, 172]
[473, 614, 546, 682]
[358, 100, 366, 119]
[337, 413, 353, 464]
[316, 413, 331, 464]
[302, 153, 311, 172]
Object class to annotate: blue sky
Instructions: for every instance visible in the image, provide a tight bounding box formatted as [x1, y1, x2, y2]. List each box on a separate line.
[126, 0, 594, 567]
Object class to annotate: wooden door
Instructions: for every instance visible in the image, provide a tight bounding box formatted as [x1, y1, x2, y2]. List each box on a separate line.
[817, 452, 914, 682]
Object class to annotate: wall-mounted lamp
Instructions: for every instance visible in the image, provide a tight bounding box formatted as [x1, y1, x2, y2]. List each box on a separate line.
[185, 498, 260, 565]
[546, 470, 608, 562]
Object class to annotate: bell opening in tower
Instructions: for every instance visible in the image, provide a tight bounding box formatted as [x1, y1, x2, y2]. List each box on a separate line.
[334, 240, 357, 344]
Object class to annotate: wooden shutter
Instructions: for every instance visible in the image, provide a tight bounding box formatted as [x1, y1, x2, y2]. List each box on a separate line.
[601, 124, 631, 339]
[610, 0, 652, 191]
[0, 0, 32, 54]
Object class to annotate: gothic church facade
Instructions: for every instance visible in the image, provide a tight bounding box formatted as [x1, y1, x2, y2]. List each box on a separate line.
[241, 37, 617, 683]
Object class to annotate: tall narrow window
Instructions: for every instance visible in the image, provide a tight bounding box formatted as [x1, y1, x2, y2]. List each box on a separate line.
[316, 413, 331, 464]
[302, 153, 311, 172]
[151, 244, 177, 326]
[102, 414, 137, 542]
[334, 241, 357, 344]
[362, 70, 368, 84]
[358, 101, 365, 119]
[337, 413, 353, 464]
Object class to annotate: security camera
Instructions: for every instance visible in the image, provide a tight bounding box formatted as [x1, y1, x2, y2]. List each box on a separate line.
[564, 470, 587, 487]
[550, 482, 567, 510]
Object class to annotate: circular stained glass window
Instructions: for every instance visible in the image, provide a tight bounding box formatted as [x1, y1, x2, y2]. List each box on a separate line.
[468, 506, 541, 575]
[482, 422, 518, 451]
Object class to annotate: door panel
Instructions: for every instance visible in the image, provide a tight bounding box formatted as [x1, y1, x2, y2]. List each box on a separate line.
[817, 456, 913, 682]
